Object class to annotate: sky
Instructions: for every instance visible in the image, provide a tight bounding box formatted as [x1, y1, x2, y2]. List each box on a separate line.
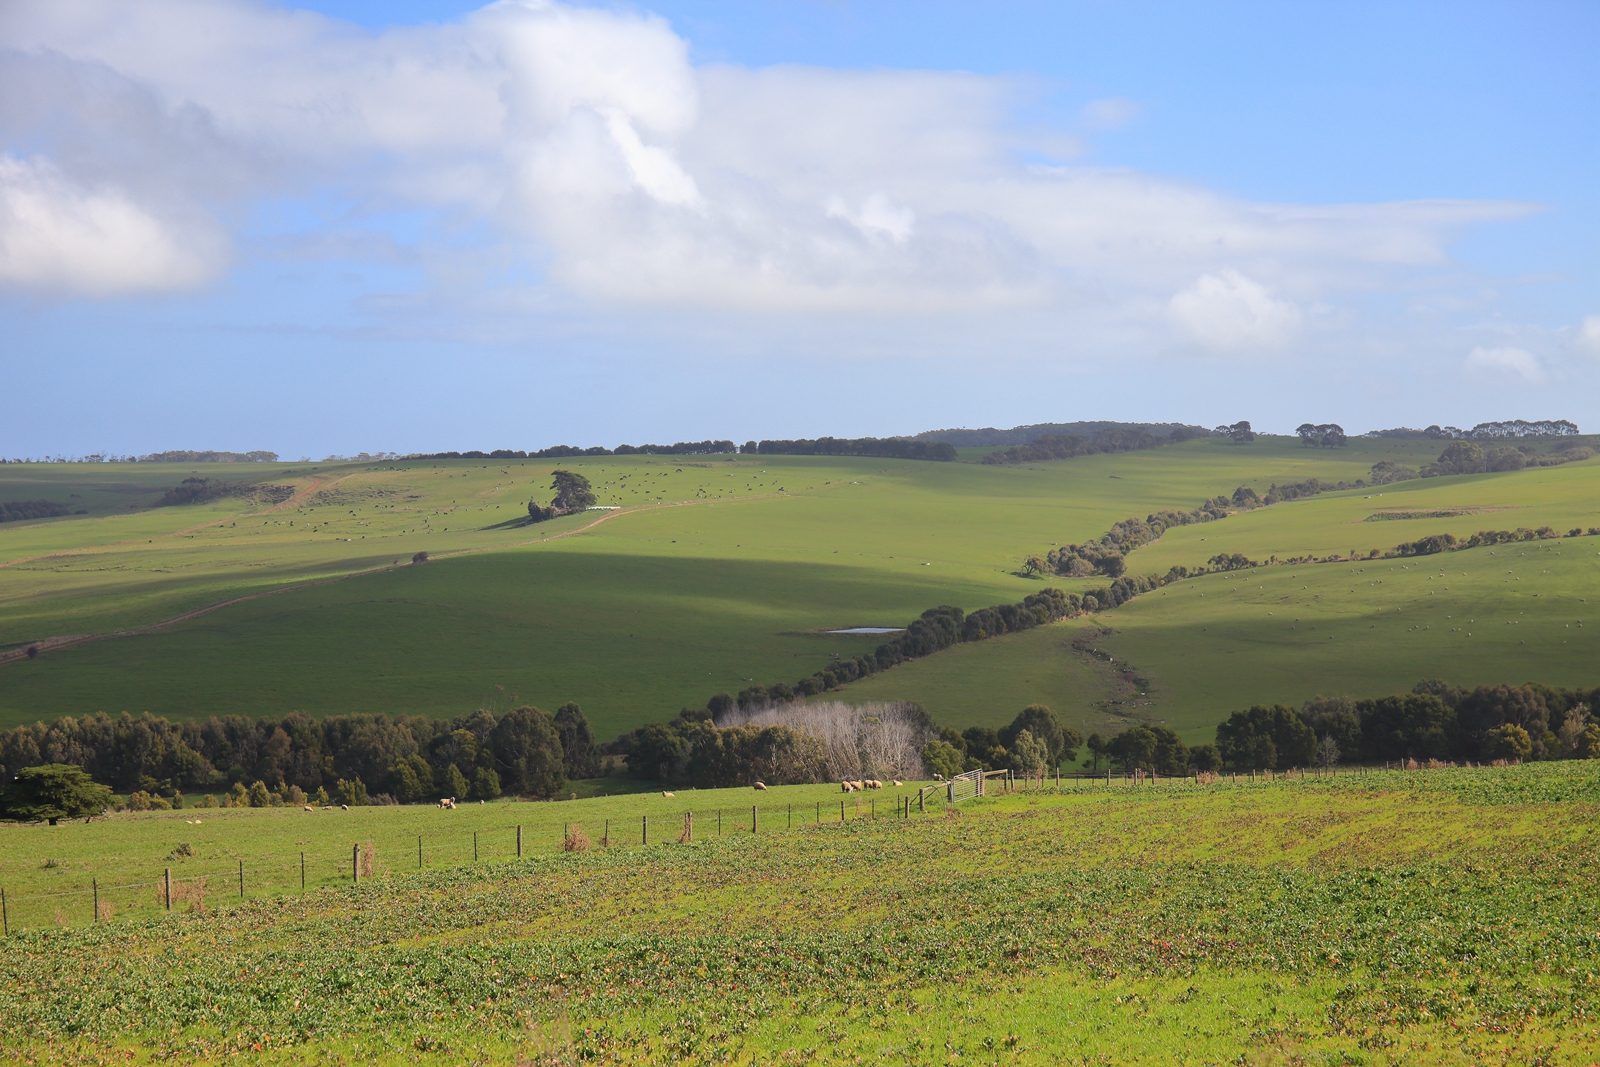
[1, 0, 1596, 458]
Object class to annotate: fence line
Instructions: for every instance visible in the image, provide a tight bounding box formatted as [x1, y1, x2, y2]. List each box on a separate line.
[0, 763, 1423, 934]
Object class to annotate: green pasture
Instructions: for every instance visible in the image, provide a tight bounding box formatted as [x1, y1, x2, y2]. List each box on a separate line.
[1, 437, 1592, 738]
[2, 762, 1598, 1064]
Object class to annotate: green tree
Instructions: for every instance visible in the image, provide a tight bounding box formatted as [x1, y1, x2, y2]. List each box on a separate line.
[228, 781, 249, 807]
[335, 778, 369, 806]
[999, 705, 1082, 767]
[488, 706, 566, 798]
[549, 470, 596, 512]
[246, 780, 271, 808]
[1190, 743, 1223, 773]
[389, 755, 431, 803]
[1008, 729, 1048, 776]
[1, 764, 112, 825]
[554, 702, 602, 779]
[1484, 723, 1532, 761]
[1216, 705, 1316, 769]
[921, 740, 964, 779]
[471, 766, 502, 800]
[441, 764, 470, 800]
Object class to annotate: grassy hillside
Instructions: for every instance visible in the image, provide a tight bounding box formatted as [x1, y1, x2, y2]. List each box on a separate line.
[2, 438, 1592, 740]
[3, 763, 1598, 1064]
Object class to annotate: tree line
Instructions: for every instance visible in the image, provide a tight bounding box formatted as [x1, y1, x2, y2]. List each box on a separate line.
[1294, 423, 1347, 448]
[745, 437, 957, 461]
[981, 426, 1203, 466]
[136, 451, 280, 463]
[1421, 439, 1593, 477]
[0, 703, 606, 813]
[1387, 525, 1598, 558]
[0, 499, 71, 523]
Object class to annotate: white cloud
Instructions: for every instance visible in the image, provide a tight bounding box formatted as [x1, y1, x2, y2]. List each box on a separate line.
[1466, 345, 1544, 383]
[0, 156, 222, 295]
[1576, 315, 1600, 356]
[1169, 269, 1302, 351]
[1082, 97, 1143, 129]
[0, 0, 1539, 324]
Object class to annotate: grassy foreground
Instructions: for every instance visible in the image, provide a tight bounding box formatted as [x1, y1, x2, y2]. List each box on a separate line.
[3, 762, 1599, 1064]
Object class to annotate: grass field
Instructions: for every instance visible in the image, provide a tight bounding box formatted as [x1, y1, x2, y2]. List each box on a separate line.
[2, 437, 1595, 741]
[2, 762, 1598, 1064]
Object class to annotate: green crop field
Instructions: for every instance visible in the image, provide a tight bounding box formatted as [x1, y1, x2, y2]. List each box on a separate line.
[3, 763, 1599, 1064]
[2, 436, 1595, 742]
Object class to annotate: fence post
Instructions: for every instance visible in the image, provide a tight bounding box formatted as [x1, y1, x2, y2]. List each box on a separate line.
[165, 868, 172, 910]
[686, 811, 693, 843]
[919, 790, 925, 813]
[473, 831, 479, 862]
[93, 879, 99, 922]
[301, 852, 306, 891]
[871, 799, 875, 820]
[840, 799, 845, 823]
[418, 835, 423, 869]
[352, 844, 360, 884]
[1, 887, 7, 936]
[817, 801, 821, 824]
[718, 809, 722, 836]
[517, 825, 523, 858]
[642, 814, 648, 845]
[238, 859, 244, 899]
[751, 805, 757, 833]
[788, 804, 792, 829]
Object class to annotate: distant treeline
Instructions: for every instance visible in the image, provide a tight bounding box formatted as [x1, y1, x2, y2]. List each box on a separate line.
[915, 421, 1210, 449]
[980, 426, 1205, 466]
[745, 437, 956, 461]
[0, 500, 71, 524]
[1387, 525, 1599, 558]
[1365, 420, 1578, 440]
[138, 451, 279, 463]
[155, 478, 296, 508]
[0, 705, 606, 804]
[1210, 681, 1600, 769]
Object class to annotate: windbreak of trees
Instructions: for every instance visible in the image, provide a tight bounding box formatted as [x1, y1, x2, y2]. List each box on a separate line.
[1211, 680, 1600, 768]
[1421, 439, 1594, 477]
[1385, 525, 1597, 558]
[0, 500, 71, 523]
[137, 451, 279, 463]
[0, 704, 605, 809]
[982, 426, 1198, 466]
[745, 437, 957, 462]
[613, 440, 737, 456]
[155, 478, 295, 507]
[1424, 420, 1579, 440]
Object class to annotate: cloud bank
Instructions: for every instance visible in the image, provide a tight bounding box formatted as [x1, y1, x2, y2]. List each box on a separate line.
[0, 0, 1536, 356]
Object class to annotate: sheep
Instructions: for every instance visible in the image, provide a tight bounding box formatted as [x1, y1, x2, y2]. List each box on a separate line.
[892, 780, 903, 787]
[303, 805, 314, 812]
[662, 791, 675, 798]
[438, 797, 456, 810]
[865, 780, 882, 790]
[340, 804, 350, 811]
[753, 782, 767, 791]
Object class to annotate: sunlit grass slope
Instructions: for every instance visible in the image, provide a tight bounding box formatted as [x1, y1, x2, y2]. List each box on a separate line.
[0, 439, 1443, 731]
[2, 763, 1598, 1065]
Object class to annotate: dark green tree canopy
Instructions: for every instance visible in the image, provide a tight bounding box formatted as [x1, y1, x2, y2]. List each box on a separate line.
[2, 764, 112, 824]
[487, 706, 566, 798]
[554, 702, 602, 779]
[998, 705, 1082, 766]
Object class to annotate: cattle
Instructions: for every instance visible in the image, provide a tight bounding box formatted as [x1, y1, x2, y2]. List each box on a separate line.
[753, 782, 767, 791]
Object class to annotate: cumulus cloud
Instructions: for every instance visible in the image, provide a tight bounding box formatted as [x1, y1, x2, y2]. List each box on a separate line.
[1466, 345, 1544, 383]
[0, 0, 1537, 322]
[0, 156, 222, 295]
[1576, 315, 1600, 356]
[1169, 269, 1302, 352]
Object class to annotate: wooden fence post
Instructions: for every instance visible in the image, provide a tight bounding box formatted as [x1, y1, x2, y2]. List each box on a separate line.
[751, 805, 757, 833]
[840, 799, 846, 823]
[517, 825, 523, 858]
[642, 814, 648, 845]
[788, 804, 792, 829]
[418, 835, 423, 869]
[93, 879, 99, 922]
[352, 845, 360, 884]
[473, 831, 479, 861]
[718, 809, 722, 836]
[2, 887, 7, 936]
[919, 790, 924, 813]
[238, 860, 244, 898]
[301, 852, 306, 891]
[165, 868, 172, 910]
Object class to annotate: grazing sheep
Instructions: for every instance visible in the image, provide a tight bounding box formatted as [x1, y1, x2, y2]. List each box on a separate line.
[662, 791, 675, 798]
[303, 805, 314, 812]
[340, 804, 349, 811]
[438, 797, 456, 809]
[841, 781, 853, 792]
[892, 780, 903, 787]
[865, 780, 882, 790]
[934, 774, 945, 782]
[850, 780, 865, 791]
[753, 782, 767, 791]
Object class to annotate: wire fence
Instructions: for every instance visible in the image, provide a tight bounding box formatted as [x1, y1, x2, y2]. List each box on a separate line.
[0, 762, 1397, 936]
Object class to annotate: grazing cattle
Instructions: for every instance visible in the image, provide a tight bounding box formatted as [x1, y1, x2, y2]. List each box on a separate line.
[662, 791, 675, 798]
[753, 782, 768, 791]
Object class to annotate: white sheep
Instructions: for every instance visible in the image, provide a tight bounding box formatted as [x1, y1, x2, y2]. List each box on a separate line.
[662, 791, 675, 798]
[753, 782, 767, 791]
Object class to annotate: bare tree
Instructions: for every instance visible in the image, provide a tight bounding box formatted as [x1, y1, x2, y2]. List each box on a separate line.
[717, 701, 932, 781]
[1315, 734, 1341, 769]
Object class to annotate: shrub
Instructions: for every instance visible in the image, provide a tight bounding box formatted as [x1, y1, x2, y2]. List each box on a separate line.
[335, 778, 369, 806]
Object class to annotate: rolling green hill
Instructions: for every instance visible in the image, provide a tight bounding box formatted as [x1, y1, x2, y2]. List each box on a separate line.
[2, 436, 1594, 741]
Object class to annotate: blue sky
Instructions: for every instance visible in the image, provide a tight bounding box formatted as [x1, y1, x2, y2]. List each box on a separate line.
[1, 0, 1595, 458]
